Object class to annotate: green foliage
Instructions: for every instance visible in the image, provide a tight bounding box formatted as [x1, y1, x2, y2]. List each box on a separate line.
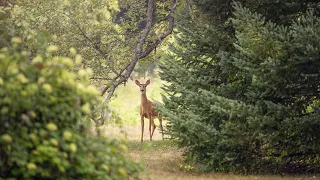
[1, 0, 177, 127]
[2, 0, 175, 88]
[194, 0, 320, 25]
[159, 2, 320, 174]
[0, 38, 142, 179]
[4, 0, 129, 78]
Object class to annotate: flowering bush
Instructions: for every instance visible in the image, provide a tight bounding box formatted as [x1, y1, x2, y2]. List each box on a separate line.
[0, 38, 142, 179]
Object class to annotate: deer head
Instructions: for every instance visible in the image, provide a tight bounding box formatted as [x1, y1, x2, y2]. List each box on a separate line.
[135, 79, 150, 95]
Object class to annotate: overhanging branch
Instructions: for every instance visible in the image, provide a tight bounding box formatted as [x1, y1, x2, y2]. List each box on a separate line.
[97, 0, 177, 125]
[140, 1, 176, 58]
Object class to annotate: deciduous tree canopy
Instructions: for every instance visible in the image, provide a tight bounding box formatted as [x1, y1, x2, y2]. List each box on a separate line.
[1, 0, 178, 125]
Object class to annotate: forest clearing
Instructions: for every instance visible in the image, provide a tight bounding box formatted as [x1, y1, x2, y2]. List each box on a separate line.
[1, 0, 320, 179]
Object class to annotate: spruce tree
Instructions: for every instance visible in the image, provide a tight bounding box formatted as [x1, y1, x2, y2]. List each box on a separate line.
[159, 1, 320, 173]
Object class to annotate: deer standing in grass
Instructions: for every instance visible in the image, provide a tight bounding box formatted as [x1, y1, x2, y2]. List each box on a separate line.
[135, 79, 163, 142]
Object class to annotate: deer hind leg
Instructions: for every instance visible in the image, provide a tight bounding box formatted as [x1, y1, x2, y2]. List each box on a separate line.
[141, 116, 144, 143]
[151, 117, 156, 138]
[159, 116, 164, 140]
[149, 116, 152, 141]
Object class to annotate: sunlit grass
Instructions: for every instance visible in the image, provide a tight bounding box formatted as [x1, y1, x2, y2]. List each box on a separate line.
[127, 139, 176, 151]
[127, 138, 317, 180]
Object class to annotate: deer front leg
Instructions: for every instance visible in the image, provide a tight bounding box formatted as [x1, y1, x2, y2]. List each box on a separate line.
[141, 116, 144, 142]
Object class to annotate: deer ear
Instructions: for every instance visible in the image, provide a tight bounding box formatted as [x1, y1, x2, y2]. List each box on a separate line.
[135, 80, 141, 86]
[146, 79, 150, 85]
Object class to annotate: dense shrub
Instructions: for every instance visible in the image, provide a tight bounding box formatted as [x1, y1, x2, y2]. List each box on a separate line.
[0, 38, 142, 179]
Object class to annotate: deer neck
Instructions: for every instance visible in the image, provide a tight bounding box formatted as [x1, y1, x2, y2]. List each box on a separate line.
[141, 93, 149, 108]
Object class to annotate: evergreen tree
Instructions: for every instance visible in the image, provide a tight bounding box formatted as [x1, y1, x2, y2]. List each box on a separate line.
[159, 1, 320, 173]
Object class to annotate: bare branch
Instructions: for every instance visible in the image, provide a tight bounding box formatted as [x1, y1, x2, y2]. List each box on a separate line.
[95, 0, 178, 126]
[97, 0, 177, 125]
[98, 0, 156, 123]
[99, 0, 155, 98]
[90, 77, 113, 80]
[140, 0, 177, 58]
[100, 62, 130, 96]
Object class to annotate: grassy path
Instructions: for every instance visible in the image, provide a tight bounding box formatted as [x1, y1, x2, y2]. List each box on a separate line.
[127, 140, 318, 180]
[101, 125, 317, 179]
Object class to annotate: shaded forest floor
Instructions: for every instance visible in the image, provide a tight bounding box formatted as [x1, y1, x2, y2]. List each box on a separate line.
[102, 125, 319, 180]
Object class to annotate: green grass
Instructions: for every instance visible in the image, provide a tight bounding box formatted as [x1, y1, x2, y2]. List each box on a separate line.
[127, 139, 318, 180]
[127, 139, 176, 151]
